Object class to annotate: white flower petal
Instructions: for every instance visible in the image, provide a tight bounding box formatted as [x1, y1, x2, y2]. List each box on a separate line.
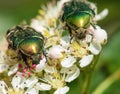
[65, 67, 80, 82]
[11, 72, 26, 91]
[8, 64, 18, 76]
[88, 1, 97, 14]
[79, 55, 94, 68]
[88, 42, 102, 55]
[61, 56, 76, 68]
[0, 37, 8, 51]
[0, 64, 8, 73]
[30, 19, 46, 33]
[85, 34, 92, 43]
[60, 65, 77, 74]
[25, 88, 39, 94]
[44, 65, 57, 73]
[47, 45, 64, 59]
[0, 81, 6, 88]
[0, 88, 7, 94]
[35, 82, 51, 91]
[87, 25, 95, 34]
[0, 51, 8, 73]
[54, 86, 69, 94]
[94, 9, 109, 21]
[57, 0, 71, 12]
[60, 36, 70, 45]
[36, 57, 46, 72]
[93, 26, 107, 44]
[0, 51, 6, 62]
[60, 65, 80, 82]
[0, 81, 8, 94]
[25, 77, 38, 89]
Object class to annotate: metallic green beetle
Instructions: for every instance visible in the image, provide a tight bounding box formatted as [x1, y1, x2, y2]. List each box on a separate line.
[61, 0, 95, 39]
[6, 25, 45, 66]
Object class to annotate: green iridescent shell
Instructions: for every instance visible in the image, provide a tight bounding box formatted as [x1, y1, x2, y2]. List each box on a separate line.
[6, 26, 44, 65]
[19, 37, 44, 56]
[61, 1, 95, 36]
[66, 11, 92, 30]
[6, 26, 44, 50]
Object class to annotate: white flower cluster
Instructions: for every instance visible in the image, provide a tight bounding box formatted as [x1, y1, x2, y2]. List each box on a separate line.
[0, 0, 108, 94]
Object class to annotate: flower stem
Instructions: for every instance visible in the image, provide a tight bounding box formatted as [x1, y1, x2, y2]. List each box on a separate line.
[81, 71, 92, 94]
[80, 55, 99, 94]
[93, 69, 120, 94]
[49, 89, 54, 94]
[40, 91, 47, 94]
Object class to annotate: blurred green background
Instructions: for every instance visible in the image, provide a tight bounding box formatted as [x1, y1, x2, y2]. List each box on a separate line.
[0, 0, 120, 94]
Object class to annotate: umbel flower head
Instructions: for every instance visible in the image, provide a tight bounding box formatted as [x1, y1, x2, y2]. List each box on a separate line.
[31, 0, 108, 68]
[0, 0, 108, 94]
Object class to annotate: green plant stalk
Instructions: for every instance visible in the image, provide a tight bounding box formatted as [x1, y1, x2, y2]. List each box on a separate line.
[49, 89, 54, 94]
[81, 71, 92, 94]
[80, 55, 99, 94]
[92, 69, 120, 94]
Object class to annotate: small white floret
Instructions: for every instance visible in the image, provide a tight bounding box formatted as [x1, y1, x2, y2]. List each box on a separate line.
[79, 55, 94, 68]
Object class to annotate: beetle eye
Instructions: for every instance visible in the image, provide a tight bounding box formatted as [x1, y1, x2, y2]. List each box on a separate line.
[19, 37, 43, 56]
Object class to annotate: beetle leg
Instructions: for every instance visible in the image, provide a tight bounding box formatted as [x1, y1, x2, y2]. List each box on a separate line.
[70, 33, 73, 44]
[16, 25, 23, 30]
[90, 23, 96, 29]
[20, 53, 31, 68]
[43, 49, 48, 62]
[67, 26, 73, 43]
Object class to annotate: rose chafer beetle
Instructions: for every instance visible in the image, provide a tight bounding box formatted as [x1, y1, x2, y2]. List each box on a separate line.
[6, 25, 45, 66]
[61, 0, 95, 39]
